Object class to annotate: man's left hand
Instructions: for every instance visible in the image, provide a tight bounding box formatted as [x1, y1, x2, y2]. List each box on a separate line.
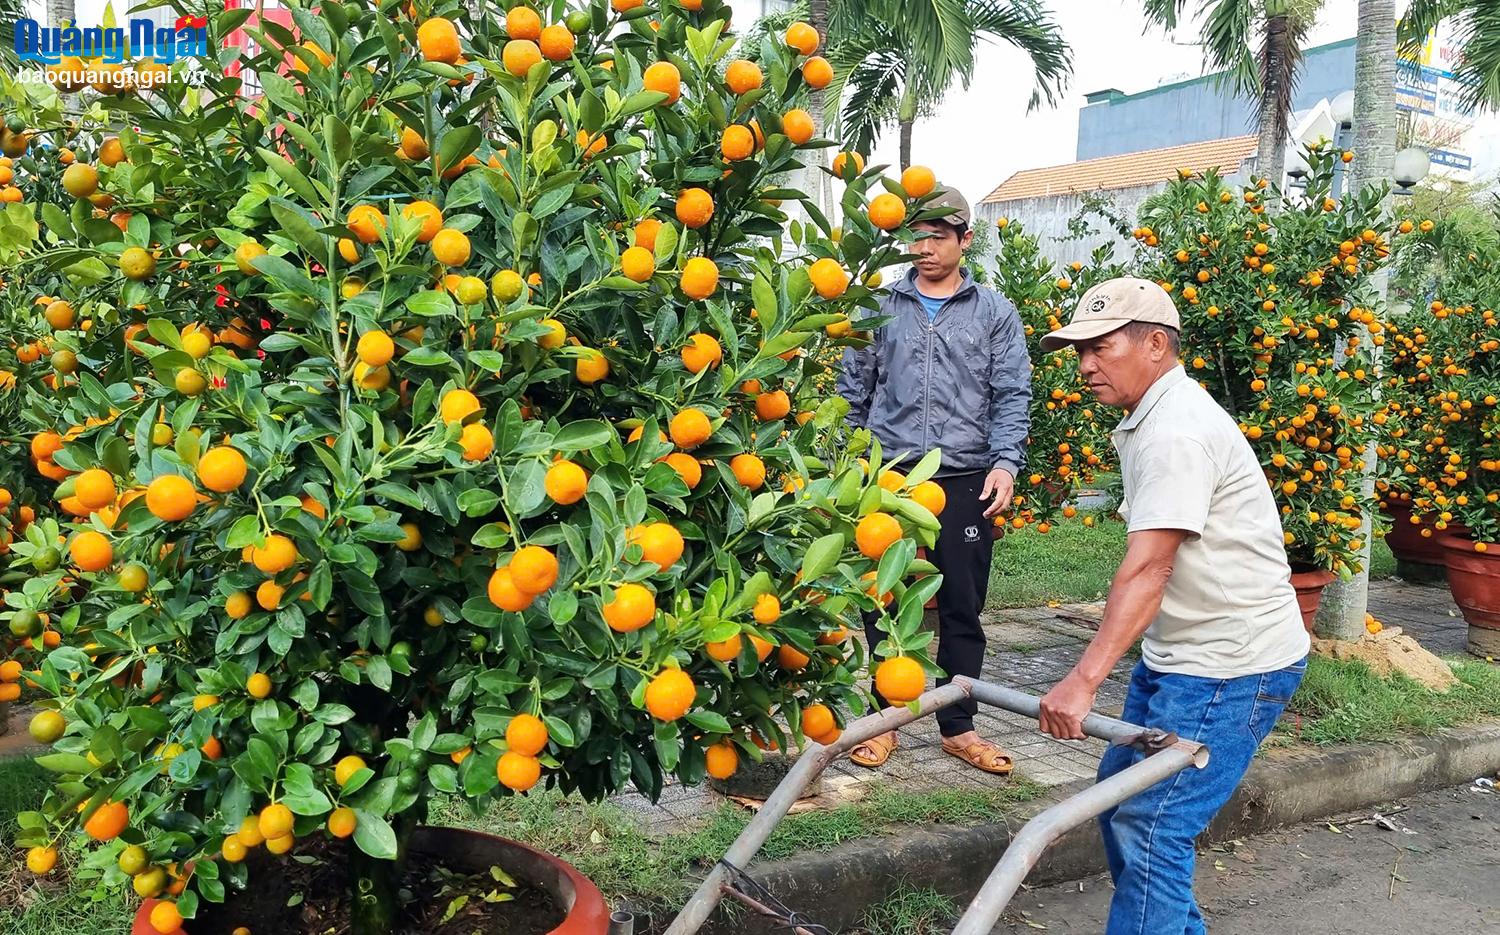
[1039, 671, 1098, 741]
[980, 467, 1014, 518]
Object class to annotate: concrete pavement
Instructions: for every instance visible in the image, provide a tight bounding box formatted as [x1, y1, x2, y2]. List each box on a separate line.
[994, 783, 1500, 933]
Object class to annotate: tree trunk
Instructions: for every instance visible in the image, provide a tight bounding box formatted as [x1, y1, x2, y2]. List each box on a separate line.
[896, 80, 918, 170]
[1255, 14, 1291, 188]
[348, 804, 423, 934]
[47, 0, 74, 26]
[1349, 0, 1398, 193]
[1316, 0, 1398, 641]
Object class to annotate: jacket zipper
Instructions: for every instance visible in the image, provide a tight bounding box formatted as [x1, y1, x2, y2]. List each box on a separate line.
[922, 295, 933, 455]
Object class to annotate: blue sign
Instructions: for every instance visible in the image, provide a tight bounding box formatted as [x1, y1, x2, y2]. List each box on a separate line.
[1430, 149, 1473, 171]
[14, 17, 208, 66]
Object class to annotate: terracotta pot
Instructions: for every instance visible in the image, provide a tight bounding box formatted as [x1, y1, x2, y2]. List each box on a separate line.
[133, 827, 609, 935]
[1438, 534, 1500, 658]
[1289, 567, 1336, 633]
[1382, 501, 1464, 581]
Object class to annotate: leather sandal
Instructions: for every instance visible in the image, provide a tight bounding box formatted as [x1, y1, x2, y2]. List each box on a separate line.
[942, 738, 1015, 775]
[850, 732, 897, 768]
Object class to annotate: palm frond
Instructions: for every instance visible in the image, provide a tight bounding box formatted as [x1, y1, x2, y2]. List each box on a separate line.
[969, 0, 1072, 110]
[823, 26, 911, 129]
[1447, 3, 1500, 111]
[1201, 0, 1258, 94]
[840, 54, 906, 154]
[0, 0, 25, 72]
[858, 0, 974, 79]
[1139, 0, 1193, 30]
[1398, 0, 1465, 56]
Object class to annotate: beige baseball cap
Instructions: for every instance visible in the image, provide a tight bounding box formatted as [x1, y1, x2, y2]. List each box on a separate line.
[1039, 277, 1180, 352]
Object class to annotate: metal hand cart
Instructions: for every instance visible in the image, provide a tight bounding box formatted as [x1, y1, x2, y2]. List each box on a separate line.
[655, 675, 1209, 935]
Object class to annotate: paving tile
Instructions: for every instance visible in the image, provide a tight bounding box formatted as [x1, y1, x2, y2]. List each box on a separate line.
[605, 586, 1476, 836]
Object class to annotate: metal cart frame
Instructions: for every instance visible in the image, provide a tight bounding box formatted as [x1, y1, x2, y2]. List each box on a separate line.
[660, 674, 1209, 935]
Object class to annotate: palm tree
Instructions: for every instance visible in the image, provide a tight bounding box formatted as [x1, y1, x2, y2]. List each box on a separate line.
[827, 0, 1071, 170]
[1400, 2, 1500, 112]
[1316, 0, 1398, 640]
[1142, 0, 1325, 187]
[1352, 0, 1397, 191]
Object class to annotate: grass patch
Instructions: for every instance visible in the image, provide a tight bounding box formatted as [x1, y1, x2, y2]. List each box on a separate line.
[1369, 537, 1396, 580]
[434, 780, 1041, 912]
[0, 757, 132, 935]
[987, 515, 1397, 610]
[1285, 654, 1500, 745]
[988, 515, 1126, 609]
[0, 756, 50, 834]
[854, 882, 958, 935]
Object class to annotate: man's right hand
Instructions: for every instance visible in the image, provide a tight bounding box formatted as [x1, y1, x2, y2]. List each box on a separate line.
[980, 467, 1014, 518]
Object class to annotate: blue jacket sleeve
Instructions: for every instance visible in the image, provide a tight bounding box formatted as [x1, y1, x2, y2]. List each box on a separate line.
[987, 297, 1031, 476]
[837, 331, 877, 429]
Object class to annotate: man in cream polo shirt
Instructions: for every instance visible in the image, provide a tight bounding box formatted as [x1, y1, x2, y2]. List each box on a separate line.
[1036, 278, 1309, 935]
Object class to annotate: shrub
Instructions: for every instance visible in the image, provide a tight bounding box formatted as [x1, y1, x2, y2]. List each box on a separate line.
[988, 217, 1122, 531]
[1133, 145, 1391, 573]
[0, 1, 947, 929]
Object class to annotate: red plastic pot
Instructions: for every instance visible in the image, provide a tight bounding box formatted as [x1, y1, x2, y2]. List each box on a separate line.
[1289, 567, 1336, 633]
[1383, 501, 1465, 580]
[133, 826, 609, 935]
[1439, 533, 1500, 658]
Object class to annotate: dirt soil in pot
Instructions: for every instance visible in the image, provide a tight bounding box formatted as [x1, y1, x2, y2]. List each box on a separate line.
[191, 837, 564, 935]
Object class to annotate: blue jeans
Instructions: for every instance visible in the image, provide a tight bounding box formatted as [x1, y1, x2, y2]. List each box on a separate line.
[1097, 656, 1307, 935]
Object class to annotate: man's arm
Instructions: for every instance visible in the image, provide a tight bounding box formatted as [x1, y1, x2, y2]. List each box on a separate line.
[836, 330, 878, 429]
[980, 299, 1031, 516]
[1038, 529, 1189, 740]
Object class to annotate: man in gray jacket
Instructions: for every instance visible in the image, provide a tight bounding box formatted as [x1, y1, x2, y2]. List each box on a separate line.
[837, 187, 1031, 774]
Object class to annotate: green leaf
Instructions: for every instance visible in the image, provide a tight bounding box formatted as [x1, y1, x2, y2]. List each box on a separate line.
[620, 89, 668, 115]
[760, 331, 809, 359]
[257, 148, 325, 209]
[399, 347, 454, 367]
[352, 810, 398, 859]
[894, 498, 942, 532]
[543, 715, 576, 747]
[653, 221, 679, 265]
[282, 788, 333, 816]
[269, 200, 330, 266]
[552, 420, 612, 451]
[437, 125, 482, 177]
[905, 449, 943, 486]
[875, 538, 917, 601]
[751, 273, 777, 330]
[32, 753, 94, 774]
[685, 710, 731, 734]
[799, 533, 845, 583]
[406, 290, 456, 317]
[225, 514, 260, 549]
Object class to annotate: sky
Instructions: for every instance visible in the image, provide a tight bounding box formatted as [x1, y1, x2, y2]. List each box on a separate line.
[856, 0, 1360, 202]
[46, 0, 1500, 202]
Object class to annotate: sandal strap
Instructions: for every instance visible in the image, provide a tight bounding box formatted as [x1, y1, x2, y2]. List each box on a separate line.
[945, 739, 1014, 769]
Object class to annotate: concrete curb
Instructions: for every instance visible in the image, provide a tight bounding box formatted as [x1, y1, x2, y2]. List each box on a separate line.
[691, 722, 1500, 934]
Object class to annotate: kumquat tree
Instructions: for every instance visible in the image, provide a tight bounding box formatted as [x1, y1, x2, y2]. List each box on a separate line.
[1134, 143, 1391, 576]
[0, 0, 957, 929]
[1381, 217, 1500, 547]
[988, 216, 1121, 532]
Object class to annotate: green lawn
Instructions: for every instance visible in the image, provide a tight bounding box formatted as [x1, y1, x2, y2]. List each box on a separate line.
[988, 514, 1397, 610]
[433, 780, 1040, 911]
[1284, 654, 1500, 746]
[988, 517, 1126, 608]
[0, 758, 132, 935]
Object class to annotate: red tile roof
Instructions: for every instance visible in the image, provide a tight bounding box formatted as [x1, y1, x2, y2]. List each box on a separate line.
[981, 135, 1258, 203]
